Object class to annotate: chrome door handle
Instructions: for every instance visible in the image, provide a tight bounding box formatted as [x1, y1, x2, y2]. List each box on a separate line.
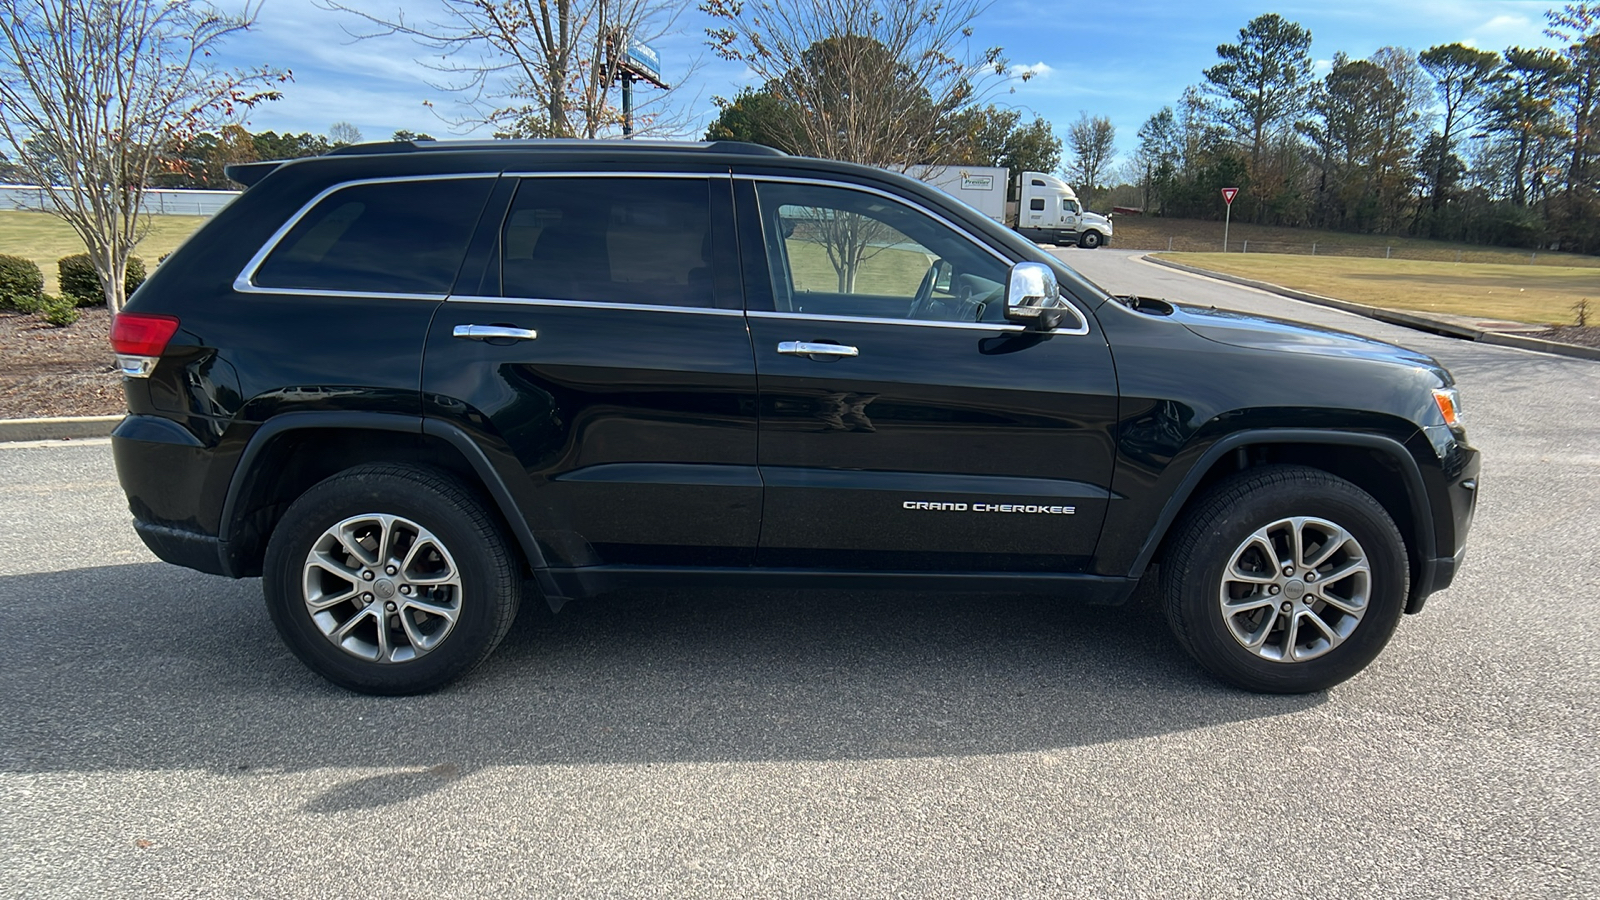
[453, 324, 538, 341]
[778, 341, 859, 357]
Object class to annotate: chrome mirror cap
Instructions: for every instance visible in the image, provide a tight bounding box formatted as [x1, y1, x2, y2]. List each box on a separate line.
[1004, 262, 1064, 331]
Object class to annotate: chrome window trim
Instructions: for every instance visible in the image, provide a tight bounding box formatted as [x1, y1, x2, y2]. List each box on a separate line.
[446, 294, 745, 316]
[233, 173, 500, 297]
[502, 171, 729, 179]
[736, 173, 1091, 337]
[747, 310, 1026, 332]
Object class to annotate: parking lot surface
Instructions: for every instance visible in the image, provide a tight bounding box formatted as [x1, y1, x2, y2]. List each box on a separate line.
[1, 251, 1595, 898]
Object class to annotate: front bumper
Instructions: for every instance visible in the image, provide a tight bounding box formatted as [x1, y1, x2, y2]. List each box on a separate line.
[1407, 441, 1479, 613]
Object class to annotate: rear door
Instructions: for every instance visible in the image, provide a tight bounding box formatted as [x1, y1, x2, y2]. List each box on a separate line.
[736, 175, 1120, 573]
[228, 174, 497, 418]
[421, 172, 761, 568]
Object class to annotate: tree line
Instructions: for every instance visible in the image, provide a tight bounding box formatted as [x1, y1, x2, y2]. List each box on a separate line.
[8, 0, 1599, 314]
[1130, 7, 1600, 253]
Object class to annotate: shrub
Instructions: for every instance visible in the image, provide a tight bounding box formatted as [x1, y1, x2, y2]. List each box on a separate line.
[58, 253, 146, 306]
[11, 291, 45, 314]
[0, 254, 44, 310]
[40, 294, 80, 327]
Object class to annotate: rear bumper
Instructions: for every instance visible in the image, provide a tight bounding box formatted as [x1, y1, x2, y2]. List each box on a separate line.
[132, 519, 233, 577]
[113, 414, 238, 577]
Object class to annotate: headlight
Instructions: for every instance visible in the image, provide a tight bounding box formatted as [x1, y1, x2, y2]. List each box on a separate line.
[1432, 387, 1464, 434]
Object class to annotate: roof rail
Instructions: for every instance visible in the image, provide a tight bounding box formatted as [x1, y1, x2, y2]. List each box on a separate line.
[223, 160, 284, 187]
[323, 138, 787, 157]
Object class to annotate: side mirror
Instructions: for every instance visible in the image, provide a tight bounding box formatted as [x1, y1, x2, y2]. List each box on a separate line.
[1003, 261, 1065, 331]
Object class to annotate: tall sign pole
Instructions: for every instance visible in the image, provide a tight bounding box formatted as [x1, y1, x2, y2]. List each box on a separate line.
[621, 72, 634, 137]
[613, 36, 667, 138]
[1221, 187, 1239, 252]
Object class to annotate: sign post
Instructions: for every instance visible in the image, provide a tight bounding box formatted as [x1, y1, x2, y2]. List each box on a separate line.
[612, 36, 668, 137]
[1221, 187, 1239, 252]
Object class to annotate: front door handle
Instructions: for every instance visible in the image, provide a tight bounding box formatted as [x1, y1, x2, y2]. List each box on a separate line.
[778, 341, 859, 357]
[453, 324, 538, 341]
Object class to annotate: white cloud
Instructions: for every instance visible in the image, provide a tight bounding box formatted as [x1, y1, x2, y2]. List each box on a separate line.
[1010, 61, 1054, 80]
[1466, 11, 1545, 48]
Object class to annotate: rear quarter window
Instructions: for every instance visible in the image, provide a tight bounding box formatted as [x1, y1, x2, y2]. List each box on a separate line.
[250, 177, 494, 295]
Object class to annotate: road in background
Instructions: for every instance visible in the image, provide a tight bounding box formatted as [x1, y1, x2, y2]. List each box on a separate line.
[1, 252, 1596, 898]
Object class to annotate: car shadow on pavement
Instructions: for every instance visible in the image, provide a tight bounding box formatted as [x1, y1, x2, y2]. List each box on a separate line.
[0, 564, 1322, 811]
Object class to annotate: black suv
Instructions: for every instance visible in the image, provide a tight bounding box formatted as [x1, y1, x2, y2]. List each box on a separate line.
[110, 140, 1479, 695]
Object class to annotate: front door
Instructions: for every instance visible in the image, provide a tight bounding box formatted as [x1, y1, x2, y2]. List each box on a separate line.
[422, 173, 760, 568]
[737, 177, 1120, 572]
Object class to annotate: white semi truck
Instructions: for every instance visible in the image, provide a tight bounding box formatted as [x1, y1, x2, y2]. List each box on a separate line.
[908, 165, 1113, 249]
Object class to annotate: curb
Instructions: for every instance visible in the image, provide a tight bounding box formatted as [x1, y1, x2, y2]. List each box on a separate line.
[0, 415, 122, 443]
[1142, 255, 1600, 362]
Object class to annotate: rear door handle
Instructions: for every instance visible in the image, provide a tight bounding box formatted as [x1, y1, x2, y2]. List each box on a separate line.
[778, 341, 859, 357]
[453, 324, 538, 341]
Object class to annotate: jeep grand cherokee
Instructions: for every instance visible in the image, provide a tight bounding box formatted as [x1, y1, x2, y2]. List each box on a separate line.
[109, 140, 1479, 695]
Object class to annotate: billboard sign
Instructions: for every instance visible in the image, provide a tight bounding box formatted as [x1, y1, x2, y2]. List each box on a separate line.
[623, 39, 667, 89]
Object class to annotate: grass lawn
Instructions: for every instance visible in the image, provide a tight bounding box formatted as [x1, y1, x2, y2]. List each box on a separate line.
[0, 210, 208, 295]
[1160, 252, 1600, 326]
[784, 237, 932, 295]
[1113, 215, 1600, 269]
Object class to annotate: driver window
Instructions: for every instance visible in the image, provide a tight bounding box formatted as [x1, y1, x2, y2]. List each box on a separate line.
[1064, 200, 1079, 214]
[755, 181, 1010, 324]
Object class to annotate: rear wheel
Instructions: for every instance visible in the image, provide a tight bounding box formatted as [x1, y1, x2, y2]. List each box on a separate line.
[263, 464, 522, 694]
[1160, 465, 1408, 693]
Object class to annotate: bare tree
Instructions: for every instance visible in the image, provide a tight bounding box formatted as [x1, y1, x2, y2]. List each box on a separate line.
[329, 121, 364, 147]
[0, 0, 284, 311]
[320, 0, 696, 138]
[1066, 113, 1115, 206]
[701, 0, 1013, 166]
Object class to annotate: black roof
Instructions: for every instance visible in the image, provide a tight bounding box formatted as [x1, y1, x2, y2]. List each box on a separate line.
[226, 139, 785, 186]
[329, 138, 785, 158]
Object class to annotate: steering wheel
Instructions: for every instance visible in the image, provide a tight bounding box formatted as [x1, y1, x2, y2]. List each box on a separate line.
[908, 262, 940, 320]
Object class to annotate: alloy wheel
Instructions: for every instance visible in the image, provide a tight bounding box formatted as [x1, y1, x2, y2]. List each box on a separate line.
[301, 513, 464, 663]
[1218, 516, 1371, 663]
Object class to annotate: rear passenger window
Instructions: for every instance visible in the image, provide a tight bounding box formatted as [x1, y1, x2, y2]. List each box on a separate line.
[501, 178, 714, 307]
[252, 178, 493, 295]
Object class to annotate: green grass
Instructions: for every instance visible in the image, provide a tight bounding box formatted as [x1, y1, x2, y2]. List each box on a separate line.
[1159, 253, 1600, 325]
[784, 237, 932, 295]
[0, 210, 207, 295]
[1115, 215, 1600, 269]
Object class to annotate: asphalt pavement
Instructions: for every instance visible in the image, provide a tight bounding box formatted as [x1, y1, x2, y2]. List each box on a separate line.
[1, 251, 1595, 898]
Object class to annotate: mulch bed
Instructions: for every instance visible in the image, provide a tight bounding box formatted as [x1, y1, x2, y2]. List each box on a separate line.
[1523, 325, 1600, 349]
[2, 308, 1597, 422]
[1, 308, 124, 419]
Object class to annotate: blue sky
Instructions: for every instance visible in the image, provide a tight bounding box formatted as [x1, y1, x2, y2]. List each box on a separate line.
[222, 0, 1560, 164]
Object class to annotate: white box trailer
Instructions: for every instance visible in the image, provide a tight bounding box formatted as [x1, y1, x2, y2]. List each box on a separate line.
[905, 165, 1009, 223]
[902, 167, 1113, 249]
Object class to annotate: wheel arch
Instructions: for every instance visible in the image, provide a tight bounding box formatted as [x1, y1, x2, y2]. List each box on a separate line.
[217, 412, 549, 581]
[1129, 430, 1436, 612]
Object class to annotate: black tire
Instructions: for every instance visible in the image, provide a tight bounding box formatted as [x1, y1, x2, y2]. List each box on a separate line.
[262, 464, 522, 695]
[1078, 230, 1103, 249]
[1160, 465, 1408, 693]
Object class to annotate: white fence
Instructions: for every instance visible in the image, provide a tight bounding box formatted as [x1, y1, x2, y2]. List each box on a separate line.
[0, 184, 241, 216]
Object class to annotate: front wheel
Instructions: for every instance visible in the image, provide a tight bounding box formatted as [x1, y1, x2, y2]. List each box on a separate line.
[1160, 465, 1408, 693]
[1078, 230, 1104, 249]
[262, 464, 523, 694]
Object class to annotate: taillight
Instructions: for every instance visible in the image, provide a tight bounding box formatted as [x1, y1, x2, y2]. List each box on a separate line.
[110, 313, 180, 377]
